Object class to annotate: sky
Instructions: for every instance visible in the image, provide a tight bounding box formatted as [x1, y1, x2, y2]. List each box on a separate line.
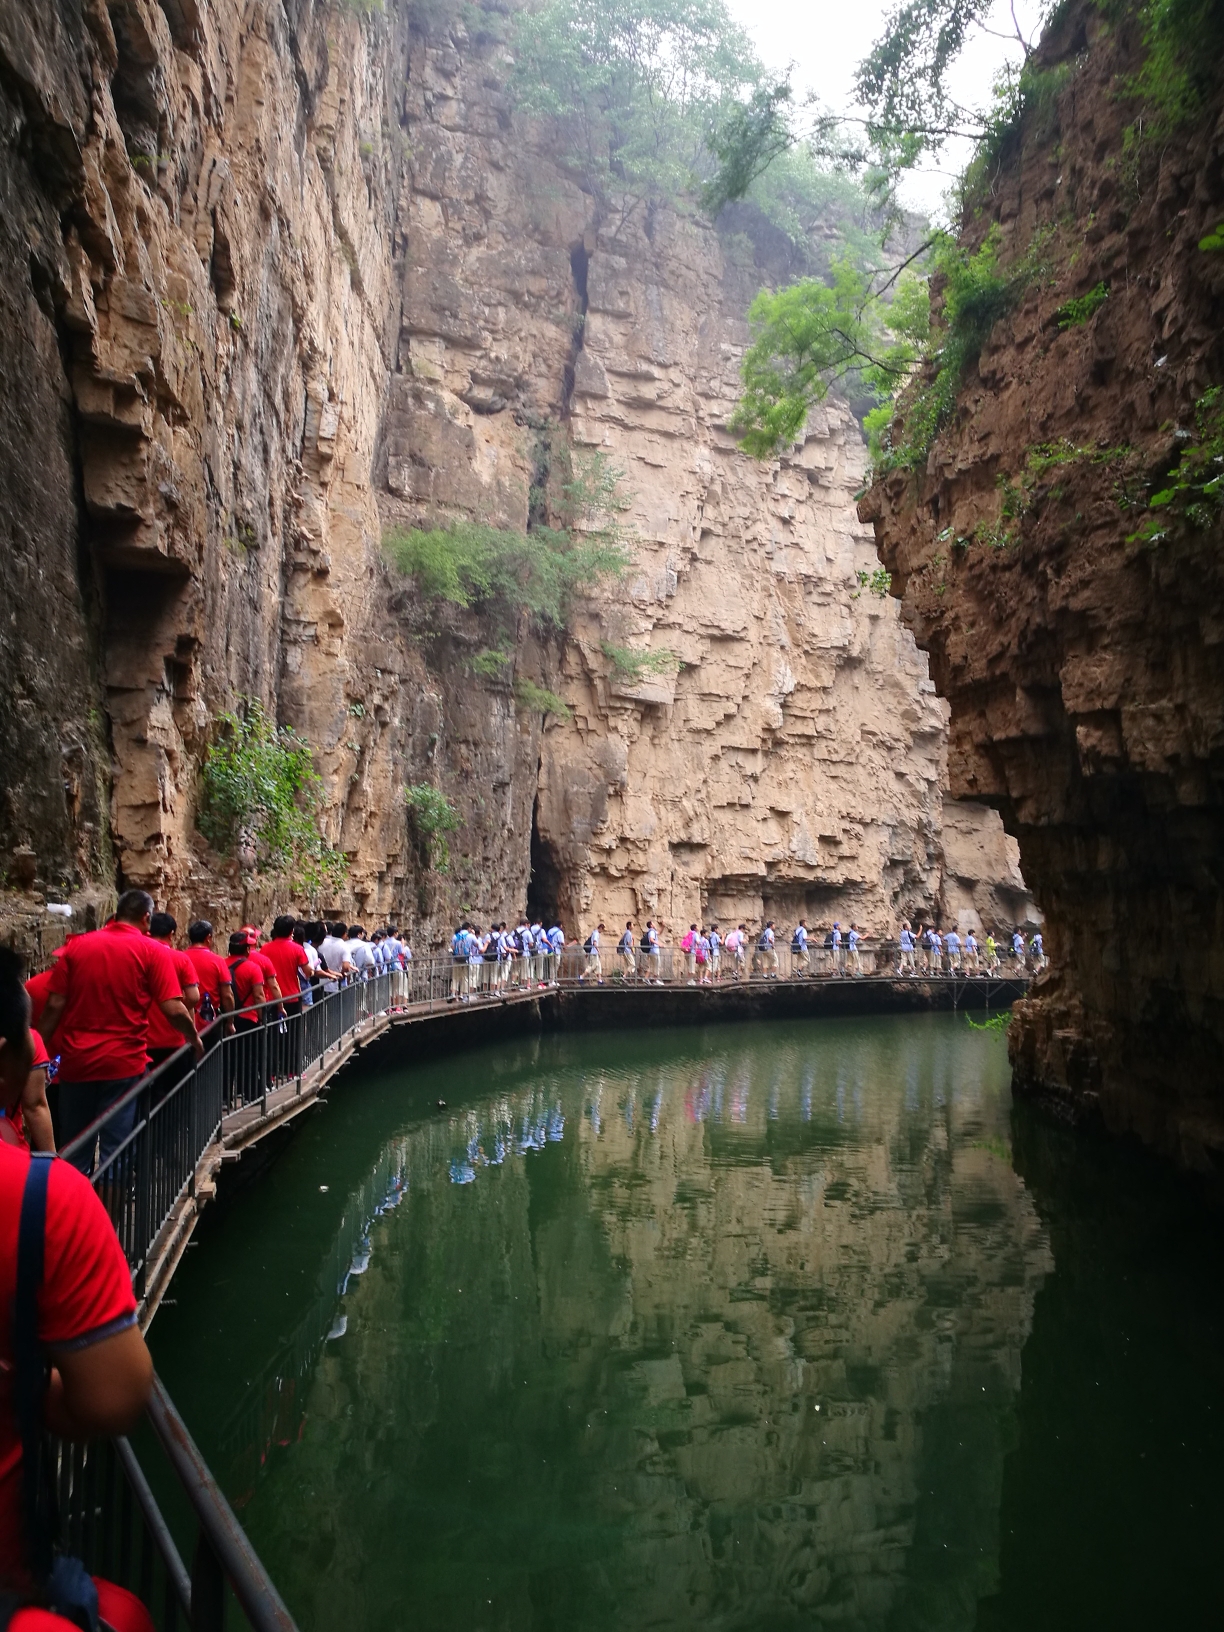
[723, 0, 1048, 217]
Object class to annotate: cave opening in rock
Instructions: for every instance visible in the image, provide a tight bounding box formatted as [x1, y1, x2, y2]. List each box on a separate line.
[526, 793, 562, 925]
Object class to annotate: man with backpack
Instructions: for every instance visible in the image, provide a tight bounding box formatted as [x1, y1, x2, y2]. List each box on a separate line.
[617, 922, 637, 982]
[708, 923, 722, 982]
[791, 920, 809, 977]
[449, 923, 472, 1002]
[897, 921, 916, 975]
[640, 921, 661, 984]
[580, 924, 604, 984]
[757, 921, 777, 978]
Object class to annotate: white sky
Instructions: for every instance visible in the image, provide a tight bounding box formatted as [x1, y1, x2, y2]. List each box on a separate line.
[723, 0, 1048, 217]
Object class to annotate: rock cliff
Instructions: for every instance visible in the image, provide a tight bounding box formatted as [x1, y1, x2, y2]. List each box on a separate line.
[0, 0, 1031, 952]
[859, 4, 1224, 1162]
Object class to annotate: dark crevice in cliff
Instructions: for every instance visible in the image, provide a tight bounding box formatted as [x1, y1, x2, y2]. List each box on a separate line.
[526, 785, 562, 924]
[560, 241, 590, 417]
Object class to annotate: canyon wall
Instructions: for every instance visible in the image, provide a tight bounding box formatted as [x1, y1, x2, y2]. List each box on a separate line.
[0, 0, 1032, 957]
[860, 4, 1224, 1163]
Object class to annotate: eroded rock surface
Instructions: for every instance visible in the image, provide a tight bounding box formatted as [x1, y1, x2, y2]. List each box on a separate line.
[0, 0, 1031, 952]
[860, 3, 1224, 1161]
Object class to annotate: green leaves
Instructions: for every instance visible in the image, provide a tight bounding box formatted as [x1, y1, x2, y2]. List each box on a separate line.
[510, 0, 765, 210]
[404, 784, 461, 874]
[730, 257, 928, 460]
[198, 700, 346, 893]
[600, 641, 677, 683]
[512, 678, 573, 719]
[1055, 281, 1109, 329]
[1129, 388, 1224, 545]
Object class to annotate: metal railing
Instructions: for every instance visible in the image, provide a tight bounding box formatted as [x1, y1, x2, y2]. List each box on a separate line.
[51, 1378, 294, 1632]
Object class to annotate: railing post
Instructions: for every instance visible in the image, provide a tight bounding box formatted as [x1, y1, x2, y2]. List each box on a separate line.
[191, 1531, 226, 1632]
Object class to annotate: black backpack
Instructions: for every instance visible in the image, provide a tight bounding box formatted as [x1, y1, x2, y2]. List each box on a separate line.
[640, 931, 652, 952]
[583, 934, 595, 954]
[791, 931, 803, 951]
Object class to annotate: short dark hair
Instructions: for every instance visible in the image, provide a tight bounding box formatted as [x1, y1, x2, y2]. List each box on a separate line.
[150, 912, 176, 939]
[348, 925, 363, 938]
[227, 932, 250, 956]
[329, 921, 347, 937]
[271, 914, 296, 939]
[0, 947, 30, 1050]
[116, 888, 155, 924]
[291, 923, 308, 944]
[188, 919, 213, 944]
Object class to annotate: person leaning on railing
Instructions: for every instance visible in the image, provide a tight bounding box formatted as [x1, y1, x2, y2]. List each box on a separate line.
[0, 947, 156, 1619]
[37, 891, 202, 1175]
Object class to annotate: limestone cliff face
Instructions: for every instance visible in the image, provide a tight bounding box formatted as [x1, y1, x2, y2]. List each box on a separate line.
[0, 0, 1030, 951]
[859, 4, 1224, 1161]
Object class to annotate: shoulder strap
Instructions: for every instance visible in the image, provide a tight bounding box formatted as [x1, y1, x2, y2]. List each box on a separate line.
[15, 1153, 55, 1583]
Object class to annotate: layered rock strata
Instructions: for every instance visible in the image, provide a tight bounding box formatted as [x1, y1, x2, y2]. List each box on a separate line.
[0, 0, 1032, 952]
[860, 3, 1224, 1162]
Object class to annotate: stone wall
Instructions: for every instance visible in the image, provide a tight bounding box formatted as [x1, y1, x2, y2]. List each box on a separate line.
[859, 2, 1224, 1163]
[0, 0, 1032, 959]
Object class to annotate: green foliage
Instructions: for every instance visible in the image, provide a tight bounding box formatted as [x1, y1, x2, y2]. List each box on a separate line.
[1056, 281, 1109, 329]
[600, 641, 678, 682]
[513, 678, 573, 719]
[1198, 221, 1224, 252]
[404, 783, 461, 874]
[966, 1010, 1011, 1032]
[1129, 388, 1224, 545]
[469, 647, 513, 679]
[385, 449, 632, 633]
[198, 699, 346, 892]
[510, 0, 764, 213]
[1123, 0, 1224, 141]
[853, 567, 893, 597]
[737, 147, 887, 273]
[701, 83, 795, 215]
[731, 257, 929, 458]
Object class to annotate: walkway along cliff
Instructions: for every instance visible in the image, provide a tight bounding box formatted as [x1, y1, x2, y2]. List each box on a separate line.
[0, 0, 1034, 960]
[859, 1, 1224, 1166]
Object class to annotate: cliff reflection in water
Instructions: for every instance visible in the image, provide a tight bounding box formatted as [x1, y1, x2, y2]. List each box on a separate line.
[220, 1021, 1050, 1632]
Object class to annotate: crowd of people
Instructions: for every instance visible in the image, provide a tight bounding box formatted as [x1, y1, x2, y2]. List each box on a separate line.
[1, 894, 418, 1171]
[443, 914, 1048, 991]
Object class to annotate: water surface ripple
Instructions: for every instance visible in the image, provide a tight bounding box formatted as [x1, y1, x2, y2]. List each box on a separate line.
[151, 1015, 1224, 1631]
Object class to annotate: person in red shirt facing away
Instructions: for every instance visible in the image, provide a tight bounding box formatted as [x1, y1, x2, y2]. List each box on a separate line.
[0, 1031, 54, 1154]
[240, 925, 283, 1010]
[259, 916, 309, 1007]
[225, 934, 268, 1107]
[0, 946, 154, 1597]
[24, 945, 68, 1033]
[184, 920, 235, 1034]
[145, 914, 200, 1109]
[38, 890, 201, 1173]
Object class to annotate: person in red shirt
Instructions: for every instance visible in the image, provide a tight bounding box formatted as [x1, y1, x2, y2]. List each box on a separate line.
[240, 925, 283, 1010]
[145, 914, 201, 1110]
[0, 946, 154, 1595]
[259, 916, 309, 1008]
[225, 934, 268, 1105]
[184, 920, 235, 1033]
[0, 1031, 54, 1154]
[38, 891, 201, 1173]
[23, 944, 68, 1033]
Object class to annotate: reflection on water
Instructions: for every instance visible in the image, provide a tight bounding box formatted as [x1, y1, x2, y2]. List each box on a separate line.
[154, 1017, 1057, 1632]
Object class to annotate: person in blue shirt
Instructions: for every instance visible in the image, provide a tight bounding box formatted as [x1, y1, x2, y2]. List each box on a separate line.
[640, 920, 662, 983]
[708, 923, 722, 983]
[618, 921, 637, 982]
[756, 921, 777, 979]
[791, 920, 809, 977]
[1030, 930, 1046, 970]
[450, 923, 471, 1002]
[1011, 929, 1026, 970]
[964, 929, 979, 971]
[944, 927, 961, 972]
[847, 924, 862, 976]
[580, 923, 604, 984]
[897, 921, 916, 976]
[831, 922, 843, 976]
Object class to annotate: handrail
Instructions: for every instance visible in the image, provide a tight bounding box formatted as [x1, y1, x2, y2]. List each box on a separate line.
[147, 1376, 297, 1632]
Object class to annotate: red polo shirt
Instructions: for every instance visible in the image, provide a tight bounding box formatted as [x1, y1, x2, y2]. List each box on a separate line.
[184, 945, 232, 1029]
[259, 938, 308, 1007]
[0, 1143, 137, 1587]
[46, 923, 180, 1083]
[146, 947, 199, 1054]
[226, 956, 265, 1021]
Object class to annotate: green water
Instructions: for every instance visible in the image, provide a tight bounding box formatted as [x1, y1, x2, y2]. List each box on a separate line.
[151, 1015, 1224, 1632]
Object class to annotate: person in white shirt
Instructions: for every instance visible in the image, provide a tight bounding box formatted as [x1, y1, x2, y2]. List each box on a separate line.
[831, 922, 843, 976]
[641, 920, 661, 984]
[618, 921, 636, 981]
[708, 924, 722, 982]
[318, 922, 354, 993]
[580, 923, 604, 984]
[346, 925, 377, 981]
[847, 924, 862, 976]
[791, 920, 809, 976]
[756, 921, 777, 978]
[724, 924, 746, 980]
[897, 922, 916, 975]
